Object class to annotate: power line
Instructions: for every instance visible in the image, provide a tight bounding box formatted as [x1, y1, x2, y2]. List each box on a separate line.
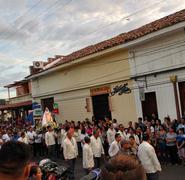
[31, 45, 185, 98]
[60, 40, 185, 70]
[56, 47, 185, 86]
[65, 0, 164, 50]
[0, 0, 43, 38]
[0, 0, 163, 55]
[46, 80, 173, 102]
[82, 0, 164, 36]
[0, 0, 73, 50]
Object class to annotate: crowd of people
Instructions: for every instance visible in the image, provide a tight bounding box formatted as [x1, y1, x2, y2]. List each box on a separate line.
[0, 114, 185, 180]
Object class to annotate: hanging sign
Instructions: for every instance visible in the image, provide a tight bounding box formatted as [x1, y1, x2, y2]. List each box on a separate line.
[110, 83, 131, 96]
[32, 102, 42, 116]
[139, 87, 145, 101]
[53, 103, 59, 114]
[90, 86, 111, 96]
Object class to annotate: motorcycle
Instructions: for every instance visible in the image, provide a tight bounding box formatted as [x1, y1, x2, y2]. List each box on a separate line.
[39, 159, 68, 180]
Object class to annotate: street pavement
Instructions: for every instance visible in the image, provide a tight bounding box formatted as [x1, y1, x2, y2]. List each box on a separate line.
[159, 164, 184, 180]
[51, 157, 185, 180]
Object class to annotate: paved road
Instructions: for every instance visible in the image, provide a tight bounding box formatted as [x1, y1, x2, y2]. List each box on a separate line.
[159, 164, 184, 180]
[36, 156, 185, 180]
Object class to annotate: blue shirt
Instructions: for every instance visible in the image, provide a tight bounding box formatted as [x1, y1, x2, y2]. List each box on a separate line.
[176, 134, 185, 146]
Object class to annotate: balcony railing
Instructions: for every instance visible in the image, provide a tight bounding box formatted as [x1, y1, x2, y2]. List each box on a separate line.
[8, 94, 32, 104]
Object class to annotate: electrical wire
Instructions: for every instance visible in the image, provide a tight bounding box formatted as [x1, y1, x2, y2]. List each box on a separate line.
[32, 45, 185, 98]
[0, 0, 162, 54]
[69, 0, 164, 48]
[0, 0, 73, 50]
[71, 40, 185, 69]
[50, 80, 173, 102]
[0, 0, 43, 37]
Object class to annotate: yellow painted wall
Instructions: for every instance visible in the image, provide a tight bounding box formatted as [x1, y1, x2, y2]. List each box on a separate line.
[32, 50, 130, 97]
[110, 81, 137, 126]
[32, 49, 137, 124]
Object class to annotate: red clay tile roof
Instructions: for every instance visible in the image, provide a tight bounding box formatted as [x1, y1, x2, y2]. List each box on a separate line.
[30, 9, 185, 76]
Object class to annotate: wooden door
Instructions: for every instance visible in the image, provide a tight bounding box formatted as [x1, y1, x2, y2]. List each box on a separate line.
[178, 82, 185, 116]
[141, 92, 158, 120]
[92, 94, 112, 120]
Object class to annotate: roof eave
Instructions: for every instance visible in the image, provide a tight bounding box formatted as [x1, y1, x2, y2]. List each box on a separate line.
[26, 21, 185, 80]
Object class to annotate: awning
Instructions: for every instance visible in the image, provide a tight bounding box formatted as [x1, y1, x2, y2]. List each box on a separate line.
[0, 100, 32, 110]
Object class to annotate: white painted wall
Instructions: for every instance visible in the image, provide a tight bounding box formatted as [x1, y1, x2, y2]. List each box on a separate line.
[131, 68, 185, 120]
[129, 28, 185, 120]
[129, 29, 185, 76]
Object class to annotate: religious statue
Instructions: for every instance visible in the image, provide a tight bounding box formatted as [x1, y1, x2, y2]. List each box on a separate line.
[42, 107, 54, 127]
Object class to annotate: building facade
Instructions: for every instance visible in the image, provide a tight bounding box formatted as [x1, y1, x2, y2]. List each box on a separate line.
[27, 9, 185, 124]
[128, 20, 185, 121]
[30, 49, 137, 125]
[0, 80, 32, 124]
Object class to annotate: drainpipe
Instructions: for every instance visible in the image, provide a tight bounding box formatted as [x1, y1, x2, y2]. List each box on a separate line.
[170, 75, 181, 120]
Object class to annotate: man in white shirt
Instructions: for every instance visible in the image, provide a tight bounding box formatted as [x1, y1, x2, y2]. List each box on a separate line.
[27, 127, 36, 156]
[45, 126, 56, 159]
[63, 128, 78, 180]
[107, 124, 116, 146]
[83, 136, 94, 175]
[108, 133, 121, 157]
[138, 134, 161, 180]
[34, 130, 43, 157]
[27, 127, 36, 144]
[126, 128, 140, 145]
[61, 126, 66, 148]
[2, 130, 11, 142]
[90, 128, 104, 168]
[118, 124, 127, 140]
[18, 132, 28, 144]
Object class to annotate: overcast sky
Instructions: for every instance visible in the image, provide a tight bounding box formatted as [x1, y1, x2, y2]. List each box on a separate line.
[0, 0, 185, 98]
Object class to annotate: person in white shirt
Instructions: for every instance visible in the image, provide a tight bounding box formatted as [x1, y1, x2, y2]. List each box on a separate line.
[107, 124, 116, 146]
[60, 126, 66, 149]
[108, 133, 121, 157]
[112, 119, 118, 129]
[83, 136, 94, 175]
[80, 128, 87, 148]
[2, 131, 11, 142]
[74, 126, 82, 157]
[0, 133, 4, 149]
[34, 130, 43, 157]
[90, 128, 104, 168]
[45, 126, 56, 159]
[60, 126, 67, 160]
[27, 127, 36, 144]
[17, 132, 28, 144]
[138, 134, 161, 180]
[126, 128, 140, 145]
[118, 124, 127, 140]
[63, 128, 78, 180]
[27, 127, 36, 156]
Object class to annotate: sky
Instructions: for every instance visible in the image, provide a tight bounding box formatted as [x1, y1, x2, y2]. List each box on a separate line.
[0, 0, 185, 98]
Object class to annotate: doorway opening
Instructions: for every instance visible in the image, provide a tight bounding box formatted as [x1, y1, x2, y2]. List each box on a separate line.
[178, 81, 185, 116]
[92, 94, 112, 121]
[141, 92, 158, 120]
[41, 97, 54, 112]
